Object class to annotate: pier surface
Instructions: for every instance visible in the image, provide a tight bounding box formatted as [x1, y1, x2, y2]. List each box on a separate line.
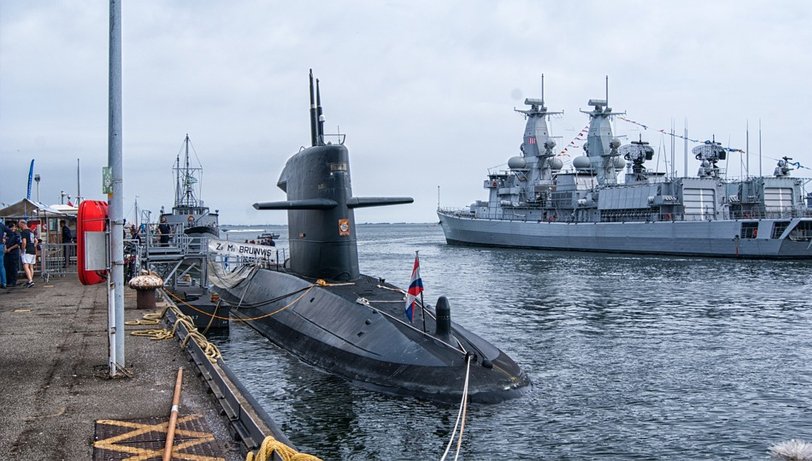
[0, 275, 242, 460]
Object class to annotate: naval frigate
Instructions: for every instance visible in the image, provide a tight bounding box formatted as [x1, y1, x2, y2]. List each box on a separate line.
[437, 79, 812, 258]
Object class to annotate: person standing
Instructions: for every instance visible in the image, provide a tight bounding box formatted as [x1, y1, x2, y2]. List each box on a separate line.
[19, 220, 36, 288]
[60, 219, 73, 268]
[4, 222, 21, 287]
[158, 216, 171, 246]
[0, 219, 7, 289]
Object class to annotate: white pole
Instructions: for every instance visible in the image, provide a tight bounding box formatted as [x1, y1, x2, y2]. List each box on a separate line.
[108, 0, 125, 372]
[746, 120, 750, 179]
[683, 119, 688, 178]
[758, 119, 763, 177]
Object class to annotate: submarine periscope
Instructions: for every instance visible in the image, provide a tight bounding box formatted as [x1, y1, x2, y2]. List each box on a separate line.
[209, 70, 529, 403]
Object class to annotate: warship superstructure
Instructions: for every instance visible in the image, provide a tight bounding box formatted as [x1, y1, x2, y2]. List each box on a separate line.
[160, 134, 219, 236]
[438, 80, 812, 258]
[209, 71, 529, 402]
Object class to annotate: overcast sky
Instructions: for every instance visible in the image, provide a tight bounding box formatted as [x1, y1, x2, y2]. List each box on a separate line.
[2, 1, 811, 225]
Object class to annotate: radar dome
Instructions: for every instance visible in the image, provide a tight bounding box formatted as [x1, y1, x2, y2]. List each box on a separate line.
[508, 156, 527, 169]
[573, 156, 591, 170]
[613, 157, 627, 169]
[548, 157, 564, 170]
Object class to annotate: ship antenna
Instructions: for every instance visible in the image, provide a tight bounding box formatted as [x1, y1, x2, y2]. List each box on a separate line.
[605, 75, 609, 107]
[309, 69, 317, 146]
[758, 119, 763, 176]
[541, 73, 545, 107]
[175, 142, 181, 206]
[316, 78, 325, 145]
[185, 134, 191, 205]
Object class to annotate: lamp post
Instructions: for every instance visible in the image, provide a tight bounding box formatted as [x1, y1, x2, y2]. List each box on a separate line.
[34, 174, 41, 202]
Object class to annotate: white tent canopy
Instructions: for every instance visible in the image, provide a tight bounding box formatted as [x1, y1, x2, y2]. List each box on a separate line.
[0, 198, 69, 219]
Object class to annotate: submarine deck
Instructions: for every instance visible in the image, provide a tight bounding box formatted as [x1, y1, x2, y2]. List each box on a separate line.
[0, 274, 242, 460]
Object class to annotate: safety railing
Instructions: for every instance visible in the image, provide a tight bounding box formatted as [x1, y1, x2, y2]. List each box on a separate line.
[40, 242, 77, 281]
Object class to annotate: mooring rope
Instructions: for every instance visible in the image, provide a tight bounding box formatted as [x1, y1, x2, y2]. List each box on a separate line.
[245, 435, 322, 461]
[163, 286, 313, 322]
[127, 296, 222, 363]
[440, 354, 473, 461]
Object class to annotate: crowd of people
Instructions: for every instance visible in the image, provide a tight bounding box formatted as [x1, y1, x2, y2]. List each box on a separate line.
[0, 218, 78, 290]
[1, 219, 41, 289]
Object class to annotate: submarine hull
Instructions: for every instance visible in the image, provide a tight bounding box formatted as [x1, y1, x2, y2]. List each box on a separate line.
[211, 265, 529, 403]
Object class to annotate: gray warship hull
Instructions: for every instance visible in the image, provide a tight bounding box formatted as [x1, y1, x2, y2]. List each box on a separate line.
[439, 80, 812, 259]
[438, 211, 812, 259]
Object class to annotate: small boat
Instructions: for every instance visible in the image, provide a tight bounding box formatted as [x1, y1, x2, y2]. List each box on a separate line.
[256, 232, 280, 245]
[209, 71, 529, 402]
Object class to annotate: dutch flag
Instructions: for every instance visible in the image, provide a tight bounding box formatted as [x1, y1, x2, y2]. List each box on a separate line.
[404, 252, 423, 322]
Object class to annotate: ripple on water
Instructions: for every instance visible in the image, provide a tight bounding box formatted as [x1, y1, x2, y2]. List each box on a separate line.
[214, 224, 812, 460]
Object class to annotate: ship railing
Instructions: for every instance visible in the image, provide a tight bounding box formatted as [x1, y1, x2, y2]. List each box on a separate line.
[729, 209, 812, 220]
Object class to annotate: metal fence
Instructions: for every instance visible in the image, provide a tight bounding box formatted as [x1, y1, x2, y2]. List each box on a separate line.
[40, 242, 77, 281]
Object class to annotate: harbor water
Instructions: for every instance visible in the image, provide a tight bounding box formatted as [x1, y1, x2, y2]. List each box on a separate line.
[215, 223, 812, 460]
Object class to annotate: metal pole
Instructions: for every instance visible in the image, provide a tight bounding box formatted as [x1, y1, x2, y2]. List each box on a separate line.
[758, 119, 763, 177]
[163, 368, 184, 461]
[77, 158, 81, 205]
[746, 120, 750, 179]
[108, 0, 125, 371]
[683, 120, 688, 178]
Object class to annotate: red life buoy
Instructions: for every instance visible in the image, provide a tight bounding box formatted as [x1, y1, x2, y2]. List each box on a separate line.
[77, 200, 109, 285]
[753, 228, 758, 238]
[663, 213, 672, 221]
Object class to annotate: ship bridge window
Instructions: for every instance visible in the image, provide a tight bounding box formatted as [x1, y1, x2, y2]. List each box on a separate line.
[740, 222, 759, 239]
[771, 221, 791, 239]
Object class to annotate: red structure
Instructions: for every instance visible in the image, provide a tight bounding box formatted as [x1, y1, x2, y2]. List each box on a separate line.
[77, 200, 108, 285]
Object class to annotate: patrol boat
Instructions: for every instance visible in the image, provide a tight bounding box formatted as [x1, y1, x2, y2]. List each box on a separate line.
[438, 79, 812, 258]
[209, 71, 529, 403]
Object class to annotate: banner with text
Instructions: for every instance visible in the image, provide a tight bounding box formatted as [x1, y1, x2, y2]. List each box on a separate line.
[208, 238, 277, 263]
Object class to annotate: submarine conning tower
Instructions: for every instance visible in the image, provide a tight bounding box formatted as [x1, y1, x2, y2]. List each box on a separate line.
[253, 70, 412, 281]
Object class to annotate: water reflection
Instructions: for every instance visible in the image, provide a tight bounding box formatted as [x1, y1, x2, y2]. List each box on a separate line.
[214, 224, 812, 460]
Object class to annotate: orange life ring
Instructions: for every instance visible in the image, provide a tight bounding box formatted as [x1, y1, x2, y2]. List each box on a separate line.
[77, 200, 109, 285]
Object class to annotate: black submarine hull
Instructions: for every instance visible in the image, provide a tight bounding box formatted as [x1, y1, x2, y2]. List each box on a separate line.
[211, 265, 529, 403]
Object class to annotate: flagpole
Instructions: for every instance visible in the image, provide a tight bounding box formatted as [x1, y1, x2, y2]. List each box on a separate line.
[417, 251, 426, 332]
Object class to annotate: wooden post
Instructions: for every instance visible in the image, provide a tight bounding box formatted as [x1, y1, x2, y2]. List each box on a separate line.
[163, 368, 184, 461]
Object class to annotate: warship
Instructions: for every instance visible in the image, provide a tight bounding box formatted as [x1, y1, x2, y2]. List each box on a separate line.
[438, 79, 812, 258]
[160, 134, 220, 237]
[208, 71, 529, 403]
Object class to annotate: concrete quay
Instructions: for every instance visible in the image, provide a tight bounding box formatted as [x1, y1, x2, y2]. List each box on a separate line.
[0, 274, 242, 460]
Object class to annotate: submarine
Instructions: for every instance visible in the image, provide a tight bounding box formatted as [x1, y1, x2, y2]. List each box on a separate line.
[209, 70, 529, 403]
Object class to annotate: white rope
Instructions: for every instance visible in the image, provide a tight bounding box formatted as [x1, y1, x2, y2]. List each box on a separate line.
[440, 355, 472, 461]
